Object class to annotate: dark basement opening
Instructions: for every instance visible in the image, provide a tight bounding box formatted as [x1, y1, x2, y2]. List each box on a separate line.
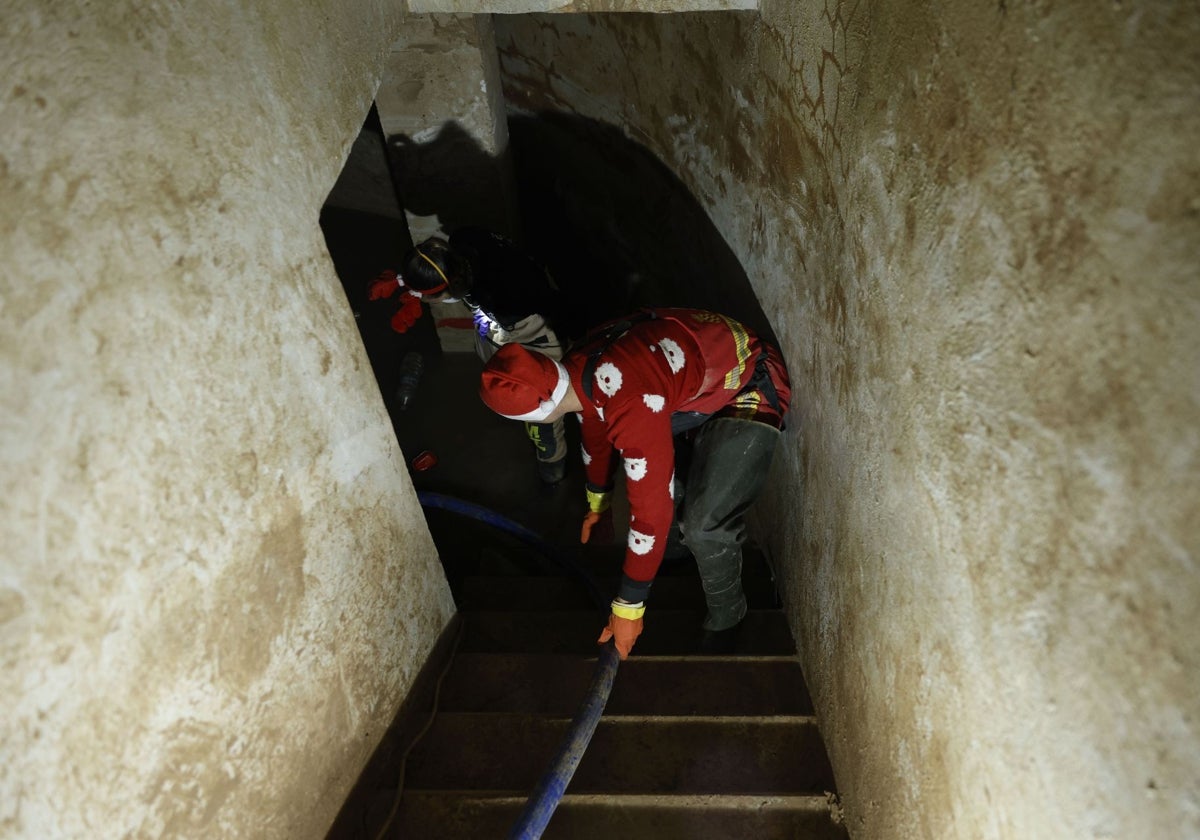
[318, 99, 814, 840]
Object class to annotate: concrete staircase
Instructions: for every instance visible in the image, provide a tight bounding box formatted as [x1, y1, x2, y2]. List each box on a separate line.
[329, 515, 847, 839]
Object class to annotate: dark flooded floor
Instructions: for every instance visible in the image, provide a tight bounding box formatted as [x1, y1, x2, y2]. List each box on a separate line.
[319, 202, 609, 597]
[388, 349, 596, 586]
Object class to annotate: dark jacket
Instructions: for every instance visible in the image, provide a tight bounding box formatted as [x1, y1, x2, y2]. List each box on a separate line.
[450, 228, 563, 331]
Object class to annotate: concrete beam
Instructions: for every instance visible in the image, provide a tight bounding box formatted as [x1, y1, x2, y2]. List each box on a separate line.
[376, 13, 522, 351]
[407, 1, 757, 13]
[377, 14, 519, 242]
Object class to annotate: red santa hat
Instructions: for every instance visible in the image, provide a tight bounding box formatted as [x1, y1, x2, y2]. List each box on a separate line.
[479, 344, 570, 422]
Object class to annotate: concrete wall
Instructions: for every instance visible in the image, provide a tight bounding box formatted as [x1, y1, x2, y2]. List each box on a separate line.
[408, 0, 757, 12]
[0, 2, 455, 838]
[496, 3, 1200, 838]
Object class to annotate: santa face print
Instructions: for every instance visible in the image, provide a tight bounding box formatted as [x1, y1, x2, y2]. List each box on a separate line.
[624, 454, 648, 482]
[594, 361, 623, 397]
[657, 337, 686, 373]
[628, 526, 655, 556]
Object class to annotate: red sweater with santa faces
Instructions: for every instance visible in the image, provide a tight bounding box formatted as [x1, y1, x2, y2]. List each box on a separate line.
[564, 309, 790, 592]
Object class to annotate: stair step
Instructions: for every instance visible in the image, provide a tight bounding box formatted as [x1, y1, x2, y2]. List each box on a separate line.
[475, 544, 778, 582]
[440, 653, 814, 715]
[460, 609, 796, 655]
[404, 713, 836, 793]
[393, 792, 847, 840]
[457, 573, 781, 610]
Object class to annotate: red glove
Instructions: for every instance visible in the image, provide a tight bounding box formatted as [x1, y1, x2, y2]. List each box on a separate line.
[368, 270, 400, 300]
[598, 604, 644, 660]
[389, 294, 424, 333]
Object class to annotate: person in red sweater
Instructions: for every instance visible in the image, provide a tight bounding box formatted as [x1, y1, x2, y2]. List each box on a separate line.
[479, 308, 791, 658]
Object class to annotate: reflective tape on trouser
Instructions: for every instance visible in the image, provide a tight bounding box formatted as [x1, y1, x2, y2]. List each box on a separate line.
[525, 417, 566, 463]
[678, 417, 781, 631]
[695, 546, 747, 632]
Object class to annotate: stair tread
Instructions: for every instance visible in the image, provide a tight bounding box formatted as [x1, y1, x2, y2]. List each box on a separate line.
[457, 572, 781, 610]
[413, 711, 820, 724]
[460, 608, 796, 655]
[401, 791, 836, 802]
[404, 714, 836, 793]
[392, 791, 848, 840]
[474, 543, 778, 580]
[440, 652, 814, 715]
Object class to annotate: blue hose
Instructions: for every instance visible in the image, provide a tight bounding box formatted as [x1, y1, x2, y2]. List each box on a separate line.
[416, 491, 620, 836]
[416, 491, 608, 609]
[417, 491, 556, 555]
[508, 641, 621, 840]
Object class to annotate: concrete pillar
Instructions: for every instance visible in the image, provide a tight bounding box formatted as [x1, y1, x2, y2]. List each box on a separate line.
[1, 2, 457, 838]
[377, 13, 519, 244]
[376, 13, 521, 352]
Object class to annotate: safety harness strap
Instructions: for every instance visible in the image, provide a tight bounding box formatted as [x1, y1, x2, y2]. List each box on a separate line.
[743, 348, 783, 415]
[580, 310, 659, 401]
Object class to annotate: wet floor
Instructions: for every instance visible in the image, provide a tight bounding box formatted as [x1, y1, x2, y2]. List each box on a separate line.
[319, 202, 617, 598]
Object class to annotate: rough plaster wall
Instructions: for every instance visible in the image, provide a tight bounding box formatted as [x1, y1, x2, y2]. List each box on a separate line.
[0, 2, 455, 838]
[378, 14, 509, 153]
[496, 4, 1200, 838]
[407, 1, 758, 13]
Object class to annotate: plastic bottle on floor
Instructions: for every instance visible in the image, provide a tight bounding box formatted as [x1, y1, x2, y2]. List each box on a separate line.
[395, 351, 424, 411]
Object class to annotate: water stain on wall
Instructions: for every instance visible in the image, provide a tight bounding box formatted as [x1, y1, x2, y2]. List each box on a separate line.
[209, 505, 307, 691]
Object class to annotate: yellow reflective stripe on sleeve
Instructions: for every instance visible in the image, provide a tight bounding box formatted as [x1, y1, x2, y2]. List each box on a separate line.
[586, 488, 612, 513]
[610, 601, 646, 620]
[717, 314, 753, 390]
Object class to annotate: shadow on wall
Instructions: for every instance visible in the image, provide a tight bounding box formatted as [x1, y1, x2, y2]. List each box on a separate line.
[387, 120, 521, 242]
[507, 111, 778, 345]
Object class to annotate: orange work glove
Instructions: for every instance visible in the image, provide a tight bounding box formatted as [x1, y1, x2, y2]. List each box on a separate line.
[580, 486, 613, 544]
[580, 510, 614, 544]
[597, 601, 645, 660]
[367, 269, 400, 300]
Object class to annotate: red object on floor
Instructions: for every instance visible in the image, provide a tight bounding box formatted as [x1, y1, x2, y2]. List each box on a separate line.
[412, 450, 438, 471]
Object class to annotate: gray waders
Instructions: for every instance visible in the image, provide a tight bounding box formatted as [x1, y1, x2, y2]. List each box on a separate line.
[676, 417, 781, 632]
